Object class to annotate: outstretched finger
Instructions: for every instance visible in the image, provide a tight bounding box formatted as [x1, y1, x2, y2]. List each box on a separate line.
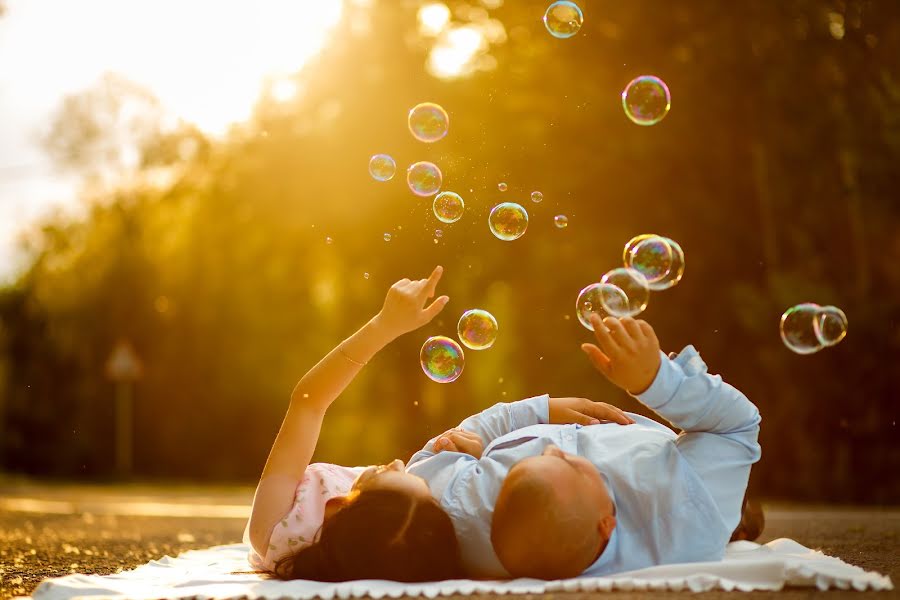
[590, 314, 621, 358]
[621, 317, 643, 341]
[605, 317, 637, 353]
[638, 320, 658, 344]
[422, 265, 444, 298]
[422, 295, 450, 321]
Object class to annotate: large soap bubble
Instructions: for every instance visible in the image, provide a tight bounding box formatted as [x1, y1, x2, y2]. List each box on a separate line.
[420, 336, 465, 383]
[543, 1, 583, 39]
[457, 309, 498, 350]
[407, 161, 442, 196]
[433, 191, 465, 223]
[368, 154, 396, 181]
[600, 268, 650, 317]
[408, 102, 449, 143]
[780, 303, 824, 355]
[489, 202, 529, 241]
[624, 234, 685, 291]
[622, 75, 671, 126]
[576, 283, 629, 331]
[814, 305, 848, 347]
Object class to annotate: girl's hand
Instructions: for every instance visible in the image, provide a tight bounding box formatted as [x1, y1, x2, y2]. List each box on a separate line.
[433, 428, 483, 459]
[373, 266, 449, 340]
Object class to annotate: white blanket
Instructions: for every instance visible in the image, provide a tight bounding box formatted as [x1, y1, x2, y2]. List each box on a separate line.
[31, 538, 893, 599]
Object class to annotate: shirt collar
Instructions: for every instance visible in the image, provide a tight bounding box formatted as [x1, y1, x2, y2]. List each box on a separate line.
[589, 471, 619, 570]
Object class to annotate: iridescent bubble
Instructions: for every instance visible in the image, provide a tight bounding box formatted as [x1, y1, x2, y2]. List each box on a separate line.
[622, 75, 671, 126]
[420, 336, 465, 383]
[383, 233, 392, 242]
[600, 267, 650, 317]
[408, 102, 449, 143]
[407, 161, 443, 196]
[543, 1, 583, 39]
[554, 214, 568, 228]
[433, 191, 465, 223]
[780, 303, 823, 355]
[368, 154, 396, 181]
[624, 234, 685, 291]
[531, 191, 543, 203]
[489, 202, 529, 241]
[814, 305, 848, 347]
[498, 182, 508, 192]
[576, 283, 629, 331]
[457, 309, 498, 350]
[628, 236, 673, 284]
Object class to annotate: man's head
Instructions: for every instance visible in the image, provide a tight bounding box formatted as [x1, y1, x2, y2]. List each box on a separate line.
[491, 445, 616, 579]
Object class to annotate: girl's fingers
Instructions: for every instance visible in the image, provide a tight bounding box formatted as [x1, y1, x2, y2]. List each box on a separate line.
[423, 296, 449, 321]
[422, 265, 443, 298]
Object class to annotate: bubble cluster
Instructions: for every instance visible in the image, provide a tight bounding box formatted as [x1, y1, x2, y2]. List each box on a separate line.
[408, 102, 449, 143]
[624, 234, 685, 291]
[780, 303, 848, 354]
[622, 75, 671, 126]
[457, 309, 499, 350]
[498, 182, 508, 192]
[489, 202, 529, 241]
[554, 214, 568, 228]
[420, 336, 465, 383]
[368, 154, 396, 181]
[543, 1, 583, 39]
[600, 268, 650, 317]
[433, 191, 465, 223]
[531, 191, 543, 203]
[407, 161, 443, 197]
[576, 283, 628, 331]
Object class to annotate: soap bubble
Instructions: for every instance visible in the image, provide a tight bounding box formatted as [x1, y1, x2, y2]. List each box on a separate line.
[780, 303, 823, 354]
[435, 229, 443, 238]
[457, 309, 498, 350]
[364, 272, 370, 280]
[576, 283, 629, 331]
[325, 236, 333, 245]
[368, 154, 396, 181]
[383, 233, 392, 242]
[814, 305, 848, 347]
[489, 202, 529, 241]
[600, 268, 649, 317]
[554, 214, 569, 228]
[624, 234, 685, 291]
[531, 191, 543, 203]
[420, 336, 465, 383]
[543, 1, 583, 39]
[622, 75, 671, 126]
[498, 182, 508, 192]
[408, 102, 449, 143]
[433, 191, 465, 223]
[407, 161, 442, 196]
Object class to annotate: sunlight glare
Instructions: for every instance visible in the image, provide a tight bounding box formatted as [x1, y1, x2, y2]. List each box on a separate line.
[427, 25, 487, 79]
[418, 2, 451, 37]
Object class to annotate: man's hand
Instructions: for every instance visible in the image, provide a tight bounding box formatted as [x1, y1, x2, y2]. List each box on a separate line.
[549, 397, 635, 426]
[581, 314, 661, 395]
[433, 428, 483, 458]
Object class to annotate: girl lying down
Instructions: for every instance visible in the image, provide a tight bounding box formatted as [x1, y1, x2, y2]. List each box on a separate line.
[243, 266, 462, 582]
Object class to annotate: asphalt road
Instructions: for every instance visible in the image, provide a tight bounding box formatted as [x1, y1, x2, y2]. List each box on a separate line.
[0, 482, 897, 600]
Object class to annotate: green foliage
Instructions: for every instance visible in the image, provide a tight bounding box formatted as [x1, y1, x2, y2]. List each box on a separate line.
[1, 0, 898, 501]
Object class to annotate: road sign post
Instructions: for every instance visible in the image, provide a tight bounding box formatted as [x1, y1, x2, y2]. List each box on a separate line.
[105, 340, 143, 478]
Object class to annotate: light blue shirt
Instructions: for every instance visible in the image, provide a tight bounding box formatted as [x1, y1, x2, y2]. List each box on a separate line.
[407, 345, 762, 579]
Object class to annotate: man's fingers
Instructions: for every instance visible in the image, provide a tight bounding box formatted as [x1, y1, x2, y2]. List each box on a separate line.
[423, 265, 443, 298]
[621, 317, 643, 341]
[448, 432, 481, 457]
[604, 317, 637, 353]
[584, 400, 635, 425]
[638, 320, 657, 343]
[590, 314, 621, 358]
[581, 343, 613, 378]
[434, 436, 457, 453]
[423, 295, 450, 321]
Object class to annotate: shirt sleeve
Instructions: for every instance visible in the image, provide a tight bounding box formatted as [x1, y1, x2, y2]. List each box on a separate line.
[406, 394, 549, 468]
[634, 345, 762, 531]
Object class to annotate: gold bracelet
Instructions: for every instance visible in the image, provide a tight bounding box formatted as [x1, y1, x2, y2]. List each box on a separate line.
[339, 343, 367, 366]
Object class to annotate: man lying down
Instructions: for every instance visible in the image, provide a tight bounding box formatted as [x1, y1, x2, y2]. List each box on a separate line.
[408, 312, 762, 580]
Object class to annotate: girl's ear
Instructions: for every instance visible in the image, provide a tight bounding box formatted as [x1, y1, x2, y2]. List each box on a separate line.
[323, 494, 353, 521]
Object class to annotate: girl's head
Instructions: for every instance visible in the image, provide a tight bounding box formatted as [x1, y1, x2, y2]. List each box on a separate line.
[274, 460, 462, 582]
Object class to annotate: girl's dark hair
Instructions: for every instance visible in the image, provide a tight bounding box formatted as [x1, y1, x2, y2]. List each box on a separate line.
[273, 489, 462, 582]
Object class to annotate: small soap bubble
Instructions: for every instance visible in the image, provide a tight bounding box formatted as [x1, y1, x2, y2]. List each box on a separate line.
[407, 161, 443, 196]
[624, 234, 685, 290]
[814, 305, 848, 347]
[780, 303, 824, 354]
[457, 309, 499, 350]
[554, 214, 569, 228]
[368, 154, 396, 181]
[576, 283, 628, 330]
[433, 191, 465, 223]
[384, 233, 392, 242]
[622, 75, 671, 126]
[600, 267, 650, 317]
[531, 191, 543, 203]
[325, 236, 333, 245]
[364, 272, 370, 280]
[408, 102, 449, 143]
[498, 182, 508, 192]
[435, 229, 443, 238]
[489, 202, 529, 241]
[543, 1, 584, 39]
[420, 336, 465, 383]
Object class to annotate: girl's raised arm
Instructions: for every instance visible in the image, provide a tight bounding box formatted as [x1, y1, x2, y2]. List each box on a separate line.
[246, 266, 448, 557]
